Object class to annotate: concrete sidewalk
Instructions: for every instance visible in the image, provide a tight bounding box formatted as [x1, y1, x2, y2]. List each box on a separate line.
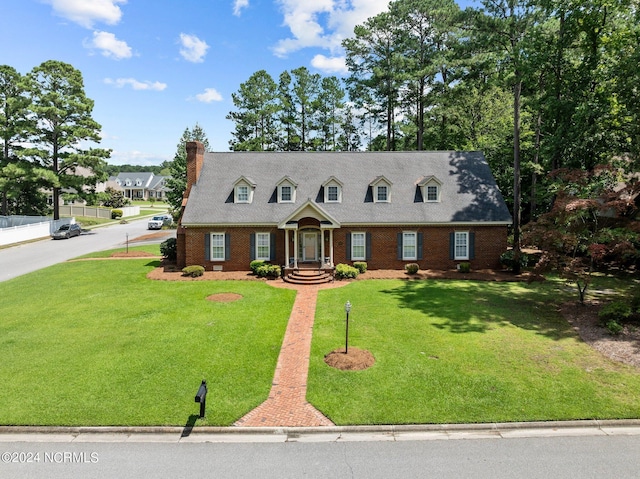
[1, 420, 640, 443]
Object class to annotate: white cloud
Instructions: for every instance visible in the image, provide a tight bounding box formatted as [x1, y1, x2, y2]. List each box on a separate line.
[179, 33, 209, 63]
[272, 0, 389, 58]
[104, 78, 167, 91]
[233, 0, 249, 16]
[311, 54, 348, 74]
[45, 0, 127, 28]
[86, 31, 132, 59]
[195, 88, 223, 103]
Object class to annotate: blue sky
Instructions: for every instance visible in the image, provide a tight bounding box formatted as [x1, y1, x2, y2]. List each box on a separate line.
[1, 0, 474, 166]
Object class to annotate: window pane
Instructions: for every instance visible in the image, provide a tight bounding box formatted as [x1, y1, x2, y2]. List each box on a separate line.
[352, 233, 365, 260]
[237, 186, 248, 202]
[427, 186, 438, 201]
[281, 186, 291, 201]
[211, 233, 225, 260]
[403, 232, 416, 260]
[455, 232, 468, 259]
[327, 186, 338, 201]
[257, 233, 270, 260]
[377, 185, 387, 201]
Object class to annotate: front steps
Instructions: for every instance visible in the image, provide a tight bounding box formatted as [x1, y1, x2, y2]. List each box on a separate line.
[284, 267, 334, 285]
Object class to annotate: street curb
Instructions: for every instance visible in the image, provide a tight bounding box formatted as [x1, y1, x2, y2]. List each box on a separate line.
[2, 419, 640, 436]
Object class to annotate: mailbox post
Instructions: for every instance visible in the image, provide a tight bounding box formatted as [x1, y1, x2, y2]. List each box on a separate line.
[195, 380, 207, 418]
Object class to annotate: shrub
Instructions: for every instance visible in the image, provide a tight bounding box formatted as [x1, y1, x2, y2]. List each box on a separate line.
[182, 265, 204, 277]
[250, 260, 267, 274]
[605, 320, 623, 335]
[160, 237, 177, 261]
[458, 262, 471, 273]
[598, 301, 633, 325]
[335, 263, 359, 279]
[405, 263, 419, 274]
[353, 261, 367, 274]
[255, 264, 280, 278]
[500, 250, 529, 271]
[111, 209, 123, 220]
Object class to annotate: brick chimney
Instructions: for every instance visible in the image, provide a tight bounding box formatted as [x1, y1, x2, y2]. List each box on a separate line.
[185, 141, 205, 199]
[177, 141, 205, 269]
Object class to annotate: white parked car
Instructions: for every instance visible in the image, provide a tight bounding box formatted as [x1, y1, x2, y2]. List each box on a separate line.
[148, 215, 171, 230]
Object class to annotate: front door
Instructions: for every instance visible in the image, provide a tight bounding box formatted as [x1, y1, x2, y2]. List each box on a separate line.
[302, 232, 317, 261]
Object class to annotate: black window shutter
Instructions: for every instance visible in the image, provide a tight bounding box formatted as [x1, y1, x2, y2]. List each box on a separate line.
[225, 233, 231, 260]
[417, 232, 423, 260]
[250, 233, 256, 261]
[204, 233, 211, 261]
[469, 232, 475, 260]
[449, 232, 455, 260]
[397, 232, 403, 260]
[346, 233, 351, 261]
[366, 232, 372, 261]
[270, 233, 276, 261]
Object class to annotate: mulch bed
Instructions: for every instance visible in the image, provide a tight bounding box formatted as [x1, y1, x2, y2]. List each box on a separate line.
[206, 293, 243, 302]
[324, 347, 375, 371]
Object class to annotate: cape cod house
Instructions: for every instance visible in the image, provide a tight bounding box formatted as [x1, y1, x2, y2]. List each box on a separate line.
[177, 142, 512, 273]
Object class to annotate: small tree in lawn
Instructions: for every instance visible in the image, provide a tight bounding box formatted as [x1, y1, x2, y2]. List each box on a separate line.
[523, 166, 640, 304]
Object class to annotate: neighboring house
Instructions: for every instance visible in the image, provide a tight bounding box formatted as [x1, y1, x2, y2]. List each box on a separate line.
[177, 142, 512, 272]
[109, 172, 169, 200]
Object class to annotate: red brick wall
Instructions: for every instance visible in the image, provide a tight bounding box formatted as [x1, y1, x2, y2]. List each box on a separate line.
[178, 224, 507, 271]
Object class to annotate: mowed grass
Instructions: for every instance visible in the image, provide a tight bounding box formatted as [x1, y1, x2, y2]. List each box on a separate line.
[0, 259, 295, 426]
[308, 279, 640, 425]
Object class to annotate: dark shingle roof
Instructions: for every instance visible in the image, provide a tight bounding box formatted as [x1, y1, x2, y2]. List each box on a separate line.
[181, 151, 512, 226]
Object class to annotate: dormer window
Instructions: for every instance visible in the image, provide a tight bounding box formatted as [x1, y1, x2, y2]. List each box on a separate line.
[277, 177, 297, 203]
[237, 185, 249, 202]
[370, 176, 392, 203]
[376, 185, 388, 202]
[323, 177, 343, 203]
[418, 176, 442, 203]
[233, 176, 256, 203]
[115, 179, 121, 186]
[125, 179, 131, 186]
[135, 178, 142, 186]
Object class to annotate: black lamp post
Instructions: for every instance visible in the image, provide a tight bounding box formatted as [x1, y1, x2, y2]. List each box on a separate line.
[344, 300, 351, 354]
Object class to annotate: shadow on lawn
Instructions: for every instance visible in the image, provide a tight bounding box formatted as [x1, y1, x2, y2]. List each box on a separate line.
[380, 280, 575, 340]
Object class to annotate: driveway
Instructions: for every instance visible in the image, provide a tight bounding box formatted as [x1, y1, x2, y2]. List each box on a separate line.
[0, 219, 174, 282]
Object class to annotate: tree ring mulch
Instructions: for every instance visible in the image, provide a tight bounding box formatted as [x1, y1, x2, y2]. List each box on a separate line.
[324, 347, 375, 371]
[206, 293, 243, 303]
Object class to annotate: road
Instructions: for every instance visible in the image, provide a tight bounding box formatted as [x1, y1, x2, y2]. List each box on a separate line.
[0, 218, 174, 282]
[1, 431, 640, 478]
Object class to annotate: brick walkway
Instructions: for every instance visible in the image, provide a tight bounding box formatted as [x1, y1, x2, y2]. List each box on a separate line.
[234, 285, 334, 427]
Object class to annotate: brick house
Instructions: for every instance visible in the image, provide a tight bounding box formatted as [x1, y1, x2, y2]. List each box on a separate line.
[176, 141, 512, 272]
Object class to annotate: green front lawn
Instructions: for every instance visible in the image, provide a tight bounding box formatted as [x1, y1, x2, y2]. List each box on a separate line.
[1, 257, 639, 426]
[308, 279, 640, 425]
[0, 259, 295, 426]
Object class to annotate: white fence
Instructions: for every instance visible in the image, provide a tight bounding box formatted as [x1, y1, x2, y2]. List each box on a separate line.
[58, 205, 140, 218]
[0, 217, 73, 246]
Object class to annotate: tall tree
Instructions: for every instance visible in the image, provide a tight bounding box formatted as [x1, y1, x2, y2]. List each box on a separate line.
[289, 67, 321, 151]
[467, 0, 540, 273]
[343, 11, 404, 151]
[0, 65, 34, 215]
[227, 70, 279, 151]
[390, 0, 461, 150]
[315, 76, 346, 150]
[166, 124, 210, 213]
[26, 60, 110, 220]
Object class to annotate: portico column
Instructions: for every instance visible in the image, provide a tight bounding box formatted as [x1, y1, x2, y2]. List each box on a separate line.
[285, 229, 290, 266]
[320, 230, 325, 266]
[293, 229, 298, 268]
[329, 229, 334, 267]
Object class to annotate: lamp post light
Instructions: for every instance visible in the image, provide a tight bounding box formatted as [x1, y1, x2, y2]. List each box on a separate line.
[344, 300, 351, 355]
